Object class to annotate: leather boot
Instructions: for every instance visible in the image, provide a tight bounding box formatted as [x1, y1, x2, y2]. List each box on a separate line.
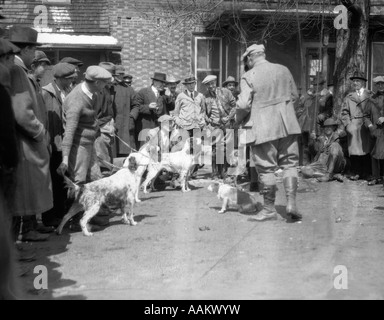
[283, 177, 302, 221]
[249, 167, 259, 192]
[249, 185, 278, 222]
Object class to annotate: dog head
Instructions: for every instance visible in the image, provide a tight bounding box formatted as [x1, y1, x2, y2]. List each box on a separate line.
[207, 182, 221, 194]
[127, 156, 138, 172]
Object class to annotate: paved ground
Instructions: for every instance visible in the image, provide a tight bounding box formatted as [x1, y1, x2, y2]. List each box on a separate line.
[17, 167, 384, 300]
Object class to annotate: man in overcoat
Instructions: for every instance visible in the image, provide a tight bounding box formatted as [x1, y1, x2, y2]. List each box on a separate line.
[339, 71, 372, 181]
[236, 44, 302, 222]
[8, 26, 53, 241]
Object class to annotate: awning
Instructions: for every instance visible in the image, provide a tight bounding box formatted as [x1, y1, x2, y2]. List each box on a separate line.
[37, 33, 122, 50]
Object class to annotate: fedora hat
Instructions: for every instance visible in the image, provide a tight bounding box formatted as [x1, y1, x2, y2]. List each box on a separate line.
[182, 75, 196, 84]
[151, 72, 167, 83]
[222, 76, 238, 87]
[166, 76, 180, 85]
[9, 26, 42, 46]
[350, 70, 367, 82]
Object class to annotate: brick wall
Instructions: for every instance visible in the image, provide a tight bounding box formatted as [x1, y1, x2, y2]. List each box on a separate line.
[108, 0, 207, 90]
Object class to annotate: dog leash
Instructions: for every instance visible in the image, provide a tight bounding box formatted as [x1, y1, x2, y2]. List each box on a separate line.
[114, 133, 156, 161]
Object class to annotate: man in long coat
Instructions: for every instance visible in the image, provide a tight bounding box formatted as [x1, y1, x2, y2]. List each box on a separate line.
[114, 65, 137, 156]
[131, 72, 169, 146]
[9, 26, 53, 241]
[339, 71, 373, 181]
[236, 44, 302, 222]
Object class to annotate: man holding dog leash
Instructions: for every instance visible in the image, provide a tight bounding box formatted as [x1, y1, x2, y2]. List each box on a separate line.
[235, 44, 302, 222]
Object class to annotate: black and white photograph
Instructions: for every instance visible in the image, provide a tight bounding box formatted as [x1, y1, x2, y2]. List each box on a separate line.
[1, 0, 384, 303]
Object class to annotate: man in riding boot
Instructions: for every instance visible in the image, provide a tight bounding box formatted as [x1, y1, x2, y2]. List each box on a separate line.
[301, 118, 346, 182]
[236, 44, 302, 222]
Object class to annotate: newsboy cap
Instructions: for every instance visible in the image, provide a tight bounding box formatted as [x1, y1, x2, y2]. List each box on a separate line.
[33, 50, 51, 65]
[8, 26, 41, 46]
[60, 57, 84, 67]
[99, 62, 116, 75]
[373, 76, 384, 84]
[115, 65, 125, 75]
[323, 118, 338, 127]
[53, 63, 77, 79]
[84, 66, 113, 82]
[202, 75, 217, 85]
[241, 44, 265, 60]
[0, 38, 20, 57]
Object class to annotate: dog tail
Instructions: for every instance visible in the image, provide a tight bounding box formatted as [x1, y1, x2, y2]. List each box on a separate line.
[63, 176, 82, 199]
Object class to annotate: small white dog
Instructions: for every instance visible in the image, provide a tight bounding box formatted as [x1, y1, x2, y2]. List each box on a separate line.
[141, 137, 198, 193]
[123, 142, 160, 202]
[56, 157, 139, 237]
[208, 181, 261, 214]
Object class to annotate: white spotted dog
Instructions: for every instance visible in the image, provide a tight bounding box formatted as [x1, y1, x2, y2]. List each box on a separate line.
[208, 181, 260, 214]
[123, 142, 160, 203]
[56, 157, 140, 237]
[142, 137, 198, 193]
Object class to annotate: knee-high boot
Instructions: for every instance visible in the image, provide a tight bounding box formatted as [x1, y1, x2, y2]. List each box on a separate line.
[249, 184, 278, 221]
[283, 177, 302, 220]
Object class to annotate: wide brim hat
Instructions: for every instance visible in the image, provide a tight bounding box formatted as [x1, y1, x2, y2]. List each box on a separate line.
[182, 76, 197, 84]
[323, 118, 338, 127]
[350, 71, 367, 82]
[222, 76, 238, 87]
[151, 72, 167, 83]
[166, 76, 180, 85]
[9, 26, 42, 46]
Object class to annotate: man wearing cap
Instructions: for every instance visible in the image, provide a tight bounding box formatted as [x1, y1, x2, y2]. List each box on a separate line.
[41, 63, 77, 227]
[202, 74, 236, 179]
[58, 66, 113, 186]
[59, 57, 83, 88]
[113, 65, 137, 156]
[339, 70, 373, 181]
[236, 43, 302, 222]
[123, 74, 133, 87]
[222, 76, 239, 100]
[164, 76, 181, 116]
[364, 76, 384, 185]
[301, 118, 346, 182]
[94, 62, 118, 176]
[131, 72, 169, 147]
[8, 26, 53, 241]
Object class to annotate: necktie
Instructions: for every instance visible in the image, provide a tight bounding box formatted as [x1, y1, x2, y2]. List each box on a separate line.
[190, 92, 194, 100]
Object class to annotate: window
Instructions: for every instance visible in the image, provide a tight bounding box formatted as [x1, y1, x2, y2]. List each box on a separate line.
[194, 37, 222, 92]
[372, 43, 384, 88]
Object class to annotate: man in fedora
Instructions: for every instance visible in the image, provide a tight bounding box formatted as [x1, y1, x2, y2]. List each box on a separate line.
[301, 118, 346, 182]
[131, 72, 169, 147]
[41, 63, 77, 227]
[222, 76, 239, 100]
[113, 65, 137, 156]
[236, 43, 302, 222]
[165, 75, 181, 115]
[8, 26, 53, 241]
[339, 70, 373, 181]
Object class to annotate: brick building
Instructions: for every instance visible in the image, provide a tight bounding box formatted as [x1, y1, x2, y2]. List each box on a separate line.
[1, 0, 384, 92]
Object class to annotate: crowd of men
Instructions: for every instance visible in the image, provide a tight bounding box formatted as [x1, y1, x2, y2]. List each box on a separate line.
[1, 24, 384, 299]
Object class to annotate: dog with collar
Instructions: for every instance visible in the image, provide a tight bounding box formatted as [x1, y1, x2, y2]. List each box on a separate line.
[56, 157, 140, 236]
[208, 181, 261, 214]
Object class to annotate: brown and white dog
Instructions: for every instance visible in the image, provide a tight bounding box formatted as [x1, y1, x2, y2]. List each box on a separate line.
[208, 181, 261, 214]
[56, 157, 140, 237]
[141, 137, 198, 193]
[123, 143, 160, 203]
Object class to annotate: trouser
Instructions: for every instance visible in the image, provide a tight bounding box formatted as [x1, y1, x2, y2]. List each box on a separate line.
[42, 151, 67, 224]
[95, 133, 115, 176]
[251, 135, 299, 186]
[371, 157, 384, 179]
[298, 132, 316, 166]
[69, 143, 102, 184]
[350, 154, 371, 178]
